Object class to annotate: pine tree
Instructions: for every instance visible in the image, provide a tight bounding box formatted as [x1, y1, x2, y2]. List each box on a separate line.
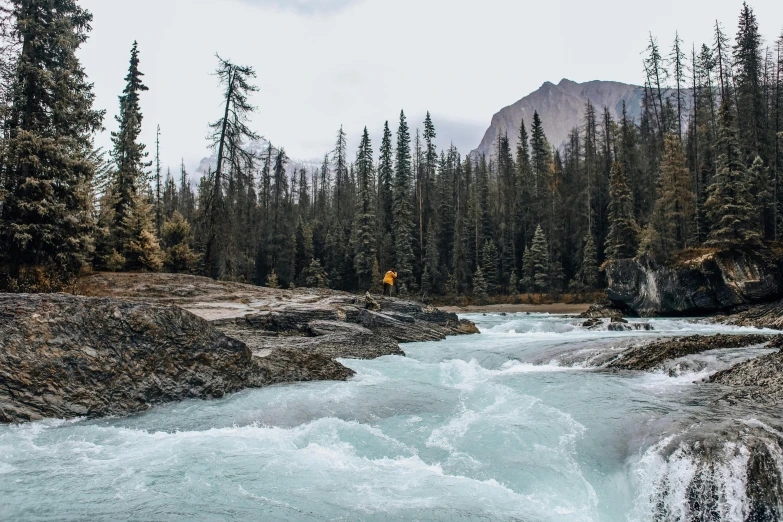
[605, 162, 640, 260]
[705, 100, 760, 246]
[392, 110, 415, 291]
[749, 155, 773, 239]
[109, 41, 151, 254]
[653, 134, 696, 252]
[733, 2, 767, 162]
[265, 269, 280, 289]
[294, 219, 314, 283]
[122, 193, 163, 272]
[521, 246, 534, 291]
[0, 0, 103, 290]
[204, 56, 259, 277]
[353, 127, 376, 291]
[303, 259, 329, 289]
[162, 211, 198, 273]
[481, 240, 499, 296]
[423, 218, 440, 294]
[578, 233, 599, 289]
[508, 268, 520, 295]
[472, 266, 488, 304]
[530, 225, 550, 293]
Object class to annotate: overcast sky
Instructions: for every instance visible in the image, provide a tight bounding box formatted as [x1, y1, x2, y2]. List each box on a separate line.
[79, 0, 783, 175]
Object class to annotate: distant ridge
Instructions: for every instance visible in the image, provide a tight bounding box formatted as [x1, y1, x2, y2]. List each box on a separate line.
[472, 79, 646, 158]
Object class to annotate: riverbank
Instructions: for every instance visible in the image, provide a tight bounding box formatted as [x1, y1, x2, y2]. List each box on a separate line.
[439, 303, 591, 314]
[0, 273, 478, 424]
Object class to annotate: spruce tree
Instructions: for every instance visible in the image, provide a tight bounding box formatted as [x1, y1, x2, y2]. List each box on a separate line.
[123, 193, 163, 272]
[733, 2, 767, 162]
[481, 240, 499, 296]
[605, 162, 640, 260]
[392, 110, 415, 291]
[705, 100, 760, 246]
[749, 155, 773, 239]
[109, 41, 151, 251]
[578, 233, 599, 289]
[530, 225, 550, 293]
[0, 0, 103, 289]
[352, 127, 376, 291]
[472, 266, 488, 305]
[162, 211, 198, 273]
[423, 218, 440, 294]
[654, 134, 696, 251]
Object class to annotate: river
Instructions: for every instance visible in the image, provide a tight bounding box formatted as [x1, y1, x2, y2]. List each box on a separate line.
[1, 313, 781, 521]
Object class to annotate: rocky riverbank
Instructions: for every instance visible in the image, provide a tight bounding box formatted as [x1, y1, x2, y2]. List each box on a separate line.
[606, 333, 777, 371]
[0, 273, 478, 424]
[605, 246, 783, 316]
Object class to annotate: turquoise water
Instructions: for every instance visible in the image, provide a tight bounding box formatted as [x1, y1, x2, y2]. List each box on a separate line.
[1, 314, 780, 521]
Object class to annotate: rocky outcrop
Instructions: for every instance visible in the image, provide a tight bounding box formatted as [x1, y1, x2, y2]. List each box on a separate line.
[0, 293, 351, 424]
[605, 247, 783, 316]
[0, 274, 478, 423]
[709, 338, 783, 404]
[718, 299, 783, 330]
[606, 334, 775, 371]
[579, 303, 625, 320]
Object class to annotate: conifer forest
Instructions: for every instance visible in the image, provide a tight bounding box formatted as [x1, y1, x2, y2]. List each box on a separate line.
[1, 0, 782, 301]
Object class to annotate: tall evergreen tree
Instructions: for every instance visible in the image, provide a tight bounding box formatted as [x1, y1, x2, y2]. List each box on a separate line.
[733, 2, 767, 162]
[204, 56, 259, 277]
[529, 225, 550, 293]
[0, 0, 104, 289]
[392, 110, 415, 291]
[705, 99, 759, 246]
[352, 127, 376, 291]
[481, 240, 499, 296]
[109, 41, 150, 249]
[605, 162, 640, 260]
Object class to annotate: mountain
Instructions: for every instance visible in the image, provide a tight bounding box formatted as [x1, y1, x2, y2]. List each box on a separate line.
[472, 78, 646, 159]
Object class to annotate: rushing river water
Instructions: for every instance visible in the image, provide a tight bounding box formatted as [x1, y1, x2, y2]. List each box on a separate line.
[2, 313, 783, 521]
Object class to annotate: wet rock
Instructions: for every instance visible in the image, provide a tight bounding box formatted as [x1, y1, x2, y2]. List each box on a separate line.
[719, 299, 783, 330]
[581, 318, 603, 329]
[709, 338, 783, 405]
[606, 334, 775, 371]
[579, 303, 625, 320]
[605, 246, 783, 316]
[0, 293, 352, 424]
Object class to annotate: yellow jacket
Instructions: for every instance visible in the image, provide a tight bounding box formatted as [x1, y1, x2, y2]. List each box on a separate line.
[383, 271, 398, 285]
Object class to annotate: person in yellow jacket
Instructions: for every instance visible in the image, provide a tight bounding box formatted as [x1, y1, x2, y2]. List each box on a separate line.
[383, 269, 398, 297]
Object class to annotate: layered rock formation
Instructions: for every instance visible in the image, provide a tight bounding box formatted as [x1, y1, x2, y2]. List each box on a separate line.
[0, 273, 478, 424]
[606, 334, 776, 371]
[0, 293, 352, 423]
[605, 247, 783, 316]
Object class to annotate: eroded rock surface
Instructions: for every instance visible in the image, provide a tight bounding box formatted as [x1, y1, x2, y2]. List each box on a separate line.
[0, 273, 478, 423]
[0, 293, 351, 423]
[605, 247, 783, 316]
[606, 334, 775, 371]
[709, 338, 783, 404]
[77, 272, 477, 359]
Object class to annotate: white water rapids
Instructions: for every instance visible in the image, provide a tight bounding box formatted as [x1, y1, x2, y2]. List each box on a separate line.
[1, 313, 782, 521]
